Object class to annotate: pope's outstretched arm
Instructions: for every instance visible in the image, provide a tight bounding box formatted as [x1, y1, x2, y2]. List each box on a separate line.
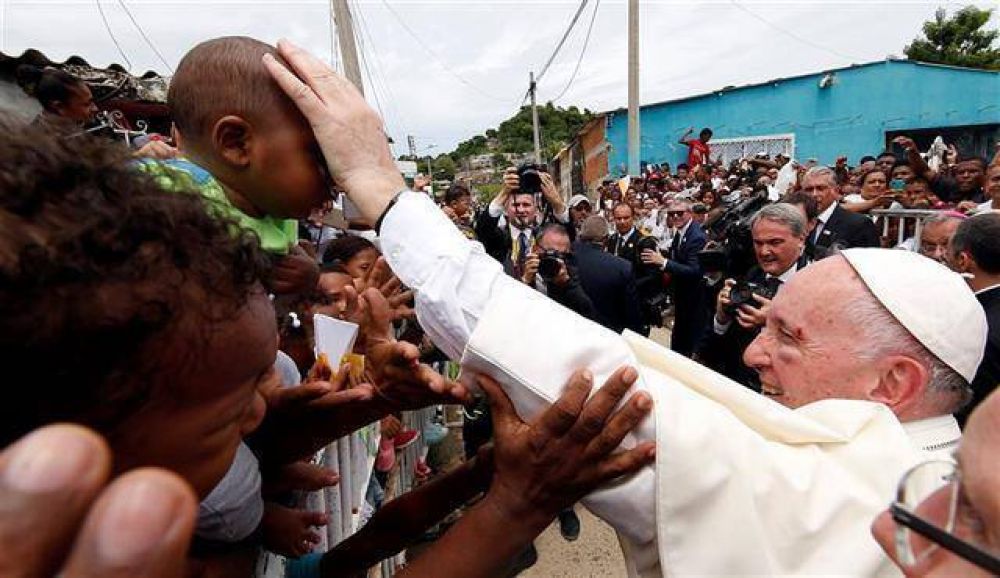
[263, 41, 661, 550]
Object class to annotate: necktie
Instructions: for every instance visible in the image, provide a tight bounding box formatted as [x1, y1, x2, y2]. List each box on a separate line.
[812, 219, 824, 244]
[517, 230, 529, 266]
[670, 230, 682, 259]
[765, 276, 783, 294]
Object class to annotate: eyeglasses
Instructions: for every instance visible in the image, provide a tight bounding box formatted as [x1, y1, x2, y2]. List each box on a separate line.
[666, 210, 687, 217]
[890, 459, 1000, 574]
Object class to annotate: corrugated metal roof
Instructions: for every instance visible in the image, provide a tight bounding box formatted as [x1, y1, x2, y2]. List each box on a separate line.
[0, 48, 168, 103]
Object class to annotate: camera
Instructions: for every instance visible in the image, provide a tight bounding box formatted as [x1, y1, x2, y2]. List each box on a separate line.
[697, 191, 769, 278]
[517, 163, 547, 195]
[537, 249, 564, 280]
[724, 280, 777, 315]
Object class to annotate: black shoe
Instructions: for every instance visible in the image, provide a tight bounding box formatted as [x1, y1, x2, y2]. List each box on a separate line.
[558, 509, 581, 542]
[504, 543, 538, 577]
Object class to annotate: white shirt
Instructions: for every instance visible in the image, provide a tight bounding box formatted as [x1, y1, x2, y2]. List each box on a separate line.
[975, 283, 1000, 296]
[712, 263, 800, 335]
[815, 201, 837, 237]
[380, 191, 955, 578]
[659, 218, 691, 270]
[977, 200, 996, 213]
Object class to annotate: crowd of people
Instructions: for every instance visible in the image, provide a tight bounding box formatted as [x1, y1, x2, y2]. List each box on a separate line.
[2, 35, 1000, 578]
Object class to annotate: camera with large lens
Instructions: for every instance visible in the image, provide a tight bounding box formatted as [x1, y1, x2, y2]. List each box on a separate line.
[537, 249, 565, 280]
[725, 280, 777, 315]
[517, 163, 547, 195]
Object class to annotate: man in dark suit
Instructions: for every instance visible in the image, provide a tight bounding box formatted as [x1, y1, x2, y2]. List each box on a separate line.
[606, 202, 662, 333]
[640, 200, 708, 356]
[699, 203, 810, 391]
[948, 212, 1000, 426]
[573, 215, 645, 334]
[475, 168, 571, 279]
[800, 166, 880, 259]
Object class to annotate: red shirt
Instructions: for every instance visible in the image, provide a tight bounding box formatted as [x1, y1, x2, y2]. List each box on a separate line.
[686, 140, 710, 169]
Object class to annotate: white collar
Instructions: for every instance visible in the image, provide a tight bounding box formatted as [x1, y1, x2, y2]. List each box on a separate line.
[768, 264, 799, 284]
[817, 202, 836, 224]
[508, 224, 533, 241]
[676, 218, 692, 239]
[902, 414, 961, 456]
[617, 227, 636, 240]
[974, 283, 1000, 295]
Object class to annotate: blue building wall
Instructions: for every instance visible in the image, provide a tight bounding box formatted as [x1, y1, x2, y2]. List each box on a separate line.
[606, 60, 1000, 172]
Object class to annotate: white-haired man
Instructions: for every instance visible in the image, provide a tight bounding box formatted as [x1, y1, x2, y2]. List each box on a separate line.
[267, 44, 989, 577]
[802, 165, 881, 257]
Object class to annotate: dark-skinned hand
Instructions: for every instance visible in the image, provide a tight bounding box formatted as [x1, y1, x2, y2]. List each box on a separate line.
[0, 425, 196, 578]
[361, 287, 470, 409]
[476, 367, 656, 523]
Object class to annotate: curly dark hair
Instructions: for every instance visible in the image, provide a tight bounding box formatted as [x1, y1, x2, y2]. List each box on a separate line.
[321, 235, 377, 268]
[0, 121, 269, 445]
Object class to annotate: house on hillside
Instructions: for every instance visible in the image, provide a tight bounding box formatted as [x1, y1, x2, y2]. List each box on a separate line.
[598, 59, 998, 175]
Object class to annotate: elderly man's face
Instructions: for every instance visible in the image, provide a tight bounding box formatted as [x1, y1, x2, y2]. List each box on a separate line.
[920, 220, 960, 264]
[801, 172, 840, 212]
[871, 388, 1000, 578]
[743, 257, 884, 406]
[752, 218, 804, 276]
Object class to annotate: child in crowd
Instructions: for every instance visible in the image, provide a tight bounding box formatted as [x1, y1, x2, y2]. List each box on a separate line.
[142, 36, 334, 296]
[322, 235, 380, 278]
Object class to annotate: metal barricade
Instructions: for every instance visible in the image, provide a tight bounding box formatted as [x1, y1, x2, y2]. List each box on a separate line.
[870, 208, 942, 249]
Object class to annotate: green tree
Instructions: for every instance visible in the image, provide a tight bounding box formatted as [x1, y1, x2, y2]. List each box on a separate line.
[904, 6, 1000, 70]
[432, 154, 457, 181]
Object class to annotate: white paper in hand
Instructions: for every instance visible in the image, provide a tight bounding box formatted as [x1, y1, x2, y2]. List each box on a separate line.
[313, 313, 359, 362]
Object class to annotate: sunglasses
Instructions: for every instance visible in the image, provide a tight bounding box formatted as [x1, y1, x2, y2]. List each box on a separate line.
[666, 210, 687, 217]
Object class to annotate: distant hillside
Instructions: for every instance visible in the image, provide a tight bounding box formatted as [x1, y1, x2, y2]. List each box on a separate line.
[399, 102, 595, 181]
[453, 102, 595, 162]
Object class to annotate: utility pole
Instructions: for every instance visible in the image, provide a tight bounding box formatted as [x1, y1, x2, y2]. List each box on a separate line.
[407, 135, 417, 159]
[331, 0, 364, 94]
[530, 71, 542, 164]
[627, 0, 640, 176]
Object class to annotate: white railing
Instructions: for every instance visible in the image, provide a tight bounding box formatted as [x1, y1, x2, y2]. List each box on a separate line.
[870, 208, 943, 248]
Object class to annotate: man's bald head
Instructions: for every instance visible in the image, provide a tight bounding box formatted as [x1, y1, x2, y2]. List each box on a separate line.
[169, 37, 294, 149]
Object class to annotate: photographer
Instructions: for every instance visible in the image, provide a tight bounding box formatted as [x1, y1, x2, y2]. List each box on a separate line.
[475, 165, 570, 278]
[700, 203, 809, 391]
[522, 223, 597, 322]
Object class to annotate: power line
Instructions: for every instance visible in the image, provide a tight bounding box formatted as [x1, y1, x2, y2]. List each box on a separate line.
[350, 2, 387, 129]
[94, 0, 133, 70]
[729, 0, 863, 63]
[378, 0, 515, 104]
[535, 0, 590, 83]
[549, 0, 600, 103]
[115, 0, 173, 73]
[352, 0, 409, 137]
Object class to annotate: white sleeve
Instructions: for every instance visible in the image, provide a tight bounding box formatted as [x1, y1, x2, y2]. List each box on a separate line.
[713, 315, 732, 335]
[487, 196, 504, 218]
[380, 192, 511, 360]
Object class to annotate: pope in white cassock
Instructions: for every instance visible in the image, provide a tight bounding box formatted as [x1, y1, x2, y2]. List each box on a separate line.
[266, 46, 989, 578]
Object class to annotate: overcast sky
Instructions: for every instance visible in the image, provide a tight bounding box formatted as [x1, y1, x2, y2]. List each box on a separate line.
[4, 0, 996, 154]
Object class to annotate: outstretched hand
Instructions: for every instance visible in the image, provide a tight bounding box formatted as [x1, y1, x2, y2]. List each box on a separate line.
[476, 367, 655, 523]
[361, 288, 470, 409]
[0, 425, 196, 578]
